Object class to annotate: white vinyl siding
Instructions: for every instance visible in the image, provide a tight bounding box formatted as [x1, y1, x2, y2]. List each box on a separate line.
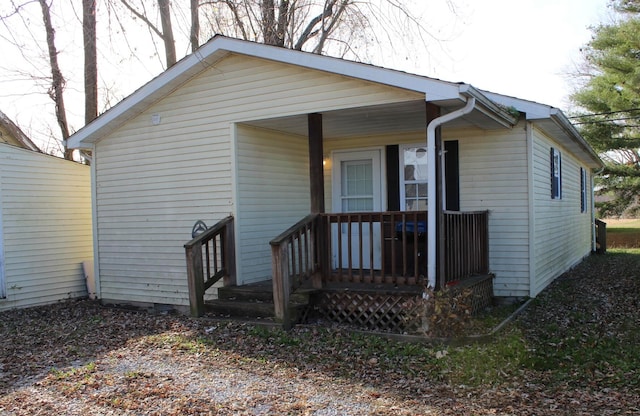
[235, 125, 310, 284]
[0, 144, 92, 311]
[531, 127, 592, 296]
[453, 123, 531, 298]
[93, 54, 419, 306]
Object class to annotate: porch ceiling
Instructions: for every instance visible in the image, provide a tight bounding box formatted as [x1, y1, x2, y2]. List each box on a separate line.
[243, 99, 511, 139]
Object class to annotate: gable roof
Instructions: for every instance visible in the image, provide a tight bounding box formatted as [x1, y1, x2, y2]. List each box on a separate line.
[65, 35, 516, 149]
[0, 110, 41, 152]
[65, 35, 601, 169]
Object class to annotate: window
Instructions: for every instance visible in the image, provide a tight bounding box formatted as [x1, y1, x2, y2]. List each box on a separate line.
[400, 145, 428, 211]
[550, 147, 562, 199]
[580, 167, 587, 213]
[341, 159, 374, 212]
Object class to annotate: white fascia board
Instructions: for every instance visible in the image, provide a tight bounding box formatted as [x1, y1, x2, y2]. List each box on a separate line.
[481, 90, 552, 120]
[67, 36, 464, 149]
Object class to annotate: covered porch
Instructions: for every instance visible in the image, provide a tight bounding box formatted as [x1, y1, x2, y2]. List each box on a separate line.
[185, 92, 515, 330]
[184, 208, 491, 331]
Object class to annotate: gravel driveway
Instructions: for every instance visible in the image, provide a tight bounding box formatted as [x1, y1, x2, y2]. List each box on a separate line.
[1, 251, 639, 415]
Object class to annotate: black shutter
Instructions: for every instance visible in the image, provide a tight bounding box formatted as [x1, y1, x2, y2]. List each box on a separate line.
[445, 140, 460, 211]
[386, 145, 400, 211]
[550, 148, 557, 198]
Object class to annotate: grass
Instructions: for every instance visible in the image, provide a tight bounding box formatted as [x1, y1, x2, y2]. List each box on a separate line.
[603, 218, 640, 248]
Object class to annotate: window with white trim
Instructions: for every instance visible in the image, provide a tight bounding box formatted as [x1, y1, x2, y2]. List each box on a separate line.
[550, 147, 562, 199]
[400, 145, 428, 211]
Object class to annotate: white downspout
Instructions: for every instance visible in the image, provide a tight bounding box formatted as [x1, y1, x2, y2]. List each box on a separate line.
[426, 97, 476, 289]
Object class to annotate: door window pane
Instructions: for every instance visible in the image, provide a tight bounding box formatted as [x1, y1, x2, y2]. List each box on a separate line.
[342, 160, 374, 212]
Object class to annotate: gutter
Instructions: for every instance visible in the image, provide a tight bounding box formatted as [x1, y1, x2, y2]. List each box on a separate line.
[426, 96, 476, 288]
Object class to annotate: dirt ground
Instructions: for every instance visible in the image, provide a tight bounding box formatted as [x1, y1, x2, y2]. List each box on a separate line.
[1, 251, 639, 415]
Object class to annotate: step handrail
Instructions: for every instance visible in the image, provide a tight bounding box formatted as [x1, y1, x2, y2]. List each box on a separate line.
[270, 213, 321, 329]
[184, 216, 235, 317]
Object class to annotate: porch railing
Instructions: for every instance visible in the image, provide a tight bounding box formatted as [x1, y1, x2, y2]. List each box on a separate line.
[270, 210, 489, 326]
[443, 210, 489, 284]
[270, 214, 322, 329]
[322, 211, 428, 285]
[595, 218, 606, 254]
[185, 216, 236, 317]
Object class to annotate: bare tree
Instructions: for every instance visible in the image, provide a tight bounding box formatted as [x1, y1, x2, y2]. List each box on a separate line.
[158, 0, 176, 65]
[84, 0, 98, 123]
[191, 0, 200, 51]
[38, 0, 72, 160]
[0, 0, 455, 156]
[197, 0, 435, 60]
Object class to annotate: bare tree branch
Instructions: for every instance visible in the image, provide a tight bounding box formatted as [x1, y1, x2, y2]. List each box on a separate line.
[119, 0, 163, 37]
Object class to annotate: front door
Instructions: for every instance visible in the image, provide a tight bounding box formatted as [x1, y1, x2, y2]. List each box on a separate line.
[331, 149, 384, 269]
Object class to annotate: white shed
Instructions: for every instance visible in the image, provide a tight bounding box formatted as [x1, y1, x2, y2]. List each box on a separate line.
[0, 144, 93, 310]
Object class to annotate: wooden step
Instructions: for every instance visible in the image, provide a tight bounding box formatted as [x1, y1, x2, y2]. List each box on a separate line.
[205, 299, 275, 319]
[204, 298, 310, 321]
[217, 283, 317, 304]
[217, 284, 273, 303]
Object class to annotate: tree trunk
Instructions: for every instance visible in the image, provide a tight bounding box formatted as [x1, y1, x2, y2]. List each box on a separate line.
[190, 0, 200, 52]
[83, 0, 98, 124]
[262, 0, 279, 46]
[38, 0, 72, 160]
[275, 0, 289, 47]
[158, 0, 176, 66]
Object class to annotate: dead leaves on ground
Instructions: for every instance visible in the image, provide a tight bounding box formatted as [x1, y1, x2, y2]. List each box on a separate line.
[1, 251, 640, 414]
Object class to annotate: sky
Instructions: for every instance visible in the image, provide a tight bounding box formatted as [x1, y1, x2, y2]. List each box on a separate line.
[0, 0, 612, 151]
[395, 0, 611, 110]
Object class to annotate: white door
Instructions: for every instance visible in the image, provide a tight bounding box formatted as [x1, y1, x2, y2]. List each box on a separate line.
[332, 149, 383, 269]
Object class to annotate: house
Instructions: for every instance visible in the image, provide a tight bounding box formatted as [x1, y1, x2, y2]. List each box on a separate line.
[0, 110, 42, 152]
[0, 113, 93, 311]
[66, 36, 602, 326]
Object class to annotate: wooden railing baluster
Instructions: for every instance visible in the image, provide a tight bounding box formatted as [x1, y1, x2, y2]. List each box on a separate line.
[270, 214, 321, 329]
[184, 216, 235, 317]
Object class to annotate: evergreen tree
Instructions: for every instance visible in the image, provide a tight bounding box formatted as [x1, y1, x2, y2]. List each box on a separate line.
[572, 0, 640, 216]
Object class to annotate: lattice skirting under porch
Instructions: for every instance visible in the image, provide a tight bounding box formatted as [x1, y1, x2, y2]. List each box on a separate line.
[311, 291, 424, 333]
[308, 275, 494, 334]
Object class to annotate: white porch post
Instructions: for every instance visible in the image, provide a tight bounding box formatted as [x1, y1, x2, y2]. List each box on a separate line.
[426, 97, 476, 288]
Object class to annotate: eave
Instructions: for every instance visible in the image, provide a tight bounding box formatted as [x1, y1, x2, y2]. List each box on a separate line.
[67, 36, 517, 150]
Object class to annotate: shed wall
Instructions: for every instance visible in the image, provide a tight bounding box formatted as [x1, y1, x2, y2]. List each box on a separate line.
[0, 144, 92, 311]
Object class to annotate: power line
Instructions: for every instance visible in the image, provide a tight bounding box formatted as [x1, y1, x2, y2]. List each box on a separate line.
[569, 108, 640, 119]
[573, 116, 640, 125]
